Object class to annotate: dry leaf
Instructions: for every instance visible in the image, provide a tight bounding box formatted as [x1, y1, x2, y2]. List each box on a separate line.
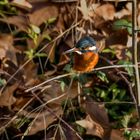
[110, 129, 124, 140]
[79, 0, 89, 20]
[60, 122, 81, 140]
[95, 4, 115, 21]
[84, 96, 112, 140]
[0, 83, 18, 108]
[19, 80, 79, 135]
[45, 119, 81, 140]
[25, 106, 63, 135]
[43, 81, 79, 105]
[126, 2, 132, 13]
[28, 3, 59, 26]
[76, 115, 104, 138]
[106, 30, 128, 47]
[13, 96, 31, 111]
[0, 34, 17, 64]
[12, 0, 32, 9]
[0, 107, 14, 128]
[85, 96, 110, 128]
[115, 9, 131, 19]
[23, 60, 39, 87]
[2, 59, 24, 83]
[0, 16, 29, 32]
[110, 44, 128, 60]
[57, 54, 70, 67]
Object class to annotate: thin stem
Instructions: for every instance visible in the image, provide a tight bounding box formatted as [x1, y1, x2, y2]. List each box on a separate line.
[132, 0, 140, 118]
[25, 73, 74, 92]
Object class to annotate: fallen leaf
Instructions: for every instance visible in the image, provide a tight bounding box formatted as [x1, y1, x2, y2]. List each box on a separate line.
[24, 106, 63, 135]
[126, 2, 132, 13]
[115, 9, 131, 19]
[17, 80, 79, 135]
[0, 107, 14, 128]
[106, 30, 128, 47]
[76, 115, 104, 138]
[28, 3, 59, 26]
[0, 16, 29, 32]
[44, 119, 81, 140]
[85, 96, 110, 128]
[42, 81, 79, 105]
[95, 4, 115, 21]
[0, 34, 17, 64]
[0, 83, 18, 108]
[57, 54, 70, 67]
[13, 96, 31, 111]
[2, 59, 24, 83]
[110, 129, 124, 140]
[110, 44, 128, 60]
[12, 0, 32, 9]
[23, 60, 39, 87]
[84, 96, 112, 140]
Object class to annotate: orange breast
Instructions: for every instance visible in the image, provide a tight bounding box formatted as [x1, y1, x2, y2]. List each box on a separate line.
[73, 52, 99, 72]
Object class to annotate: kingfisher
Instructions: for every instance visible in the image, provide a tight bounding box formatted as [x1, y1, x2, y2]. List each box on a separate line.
[64, 36, 99, 73]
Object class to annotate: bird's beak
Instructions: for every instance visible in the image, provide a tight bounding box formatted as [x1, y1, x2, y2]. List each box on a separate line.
[63, 48, 78, 54]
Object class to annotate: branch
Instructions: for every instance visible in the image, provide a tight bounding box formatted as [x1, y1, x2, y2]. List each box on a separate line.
[132, 0, 140, 119]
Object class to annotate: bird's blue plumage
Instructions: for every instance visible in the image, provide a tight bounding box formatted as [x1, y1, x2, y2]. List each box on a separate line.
[76, 36, 96, 49]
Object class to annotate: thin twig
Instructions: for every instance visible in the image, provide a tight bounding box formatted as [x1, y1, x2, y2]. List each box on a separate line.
[25, 73, 74, 92]
[25, 64, 136, 93]
[132, 0, 140, 119]
[94, 64, 135, 71]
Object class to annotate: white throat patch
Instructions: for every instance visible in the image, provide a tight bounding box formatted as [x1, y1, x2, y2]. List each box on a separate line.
[88, 46, 96, 51]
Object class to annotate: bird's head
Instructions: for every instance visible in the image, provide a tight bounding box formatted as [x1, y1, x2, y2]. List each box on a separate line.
[64, 36, 98, 55]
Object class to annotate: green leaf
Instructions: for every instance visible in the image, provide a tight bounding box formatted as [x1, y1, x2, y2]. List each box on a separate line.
[83, 88, 93, 94]
[47, 17, 57, 24]
[35, 52, 47, 57]
[25, 49, 34, 59]
[113, 19, 132, 35]
[63, 64, 72, 72]
[102, 48, 115, 58]
[113, 19, 129, 30]
[0, 0, 8, 5]
[96, 71, 109, 83]
[124, 129, 140, 140]
[43, 34, 52, 41]
[119, 90, 126, 100]
[127, 22, 132, 35]
[117, 60, 134, 76]
[100, 90, 106, 98]
[60, 81, 65, 92]
[121, 114, 132, 128]
[30, 24, 40, 34]
[108, 83, 117, 92]
[0, 78, 6, 86]
[102, 48, 115, 54]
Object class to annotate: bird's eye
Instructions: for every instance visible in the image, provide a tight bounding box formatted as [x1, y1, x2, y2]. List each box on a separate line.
[80, 45, 89, 50]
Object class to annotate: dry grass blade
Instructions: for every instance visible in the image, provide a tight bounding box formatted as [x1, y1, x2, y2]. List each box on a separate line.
[79, 0, 89, 20]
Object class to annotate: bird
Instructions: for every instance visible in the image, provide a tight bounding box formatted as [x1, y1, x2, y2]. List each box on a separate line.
[64, 36, 99, 73]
